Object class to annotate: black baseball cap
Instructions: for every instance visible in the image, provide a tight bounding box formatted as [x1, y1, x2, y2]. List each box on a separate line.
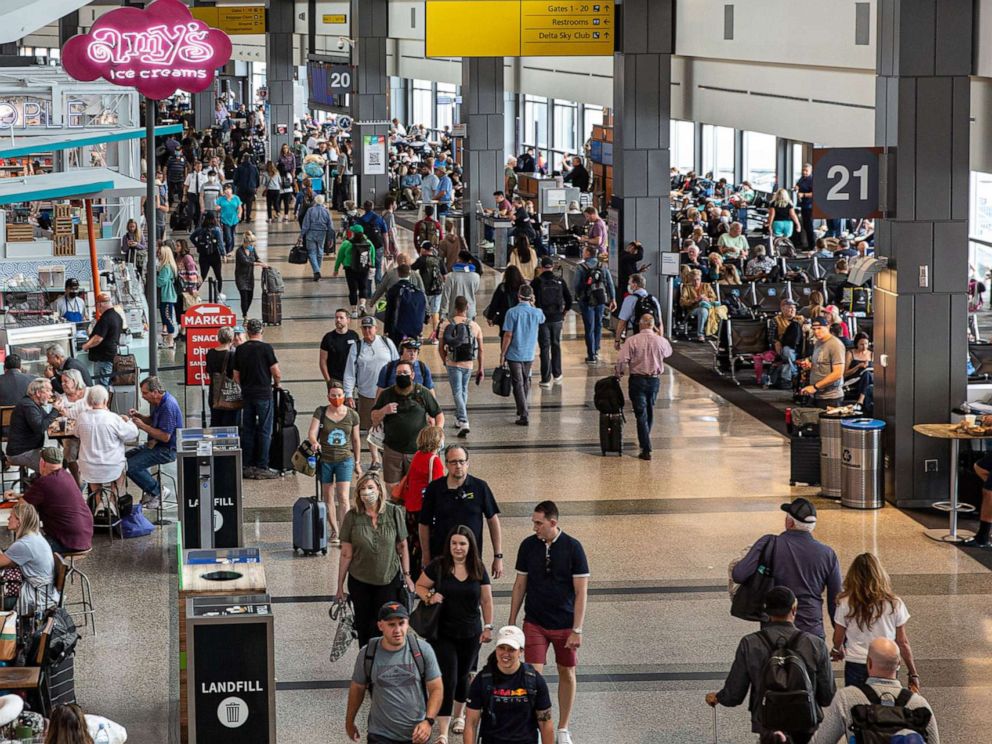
[540, 256, 554, 269]
[378, 601, 409, 621]
[400, 337, 422, 350]
[810, 316, 830, 328]
[780, 497, 817, 524]
[764, 586, 797, 616]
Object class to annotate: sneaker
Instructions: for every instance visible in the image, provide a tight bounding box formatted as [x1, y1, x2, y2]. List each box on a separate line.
[553, 375, 564, 383]
[557, 731, 573, 744]
[313, 272, 321, 282]
[638, 450, 652, 461]
[961, 537, 992, 549]
[254, 468, 279, 480]
[143, 496, 160, 510]
[242, 466, 258, 480]
[350, 309, 359, 319]
[457, 425, 470, 438]
[368, 461, 382, 472]
[539, 380, 552, 389]
[161, 486, 173, 504]
[515, 417, 529, 426]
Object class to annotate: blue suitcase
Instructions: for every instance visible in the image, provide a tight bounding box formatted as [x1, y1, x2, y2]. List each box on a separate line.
[293, 478, 327, 556]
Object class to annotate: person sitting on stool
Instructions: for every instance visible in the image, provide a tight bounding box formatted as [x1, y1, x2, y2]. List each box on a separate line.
[7, 378, 64, 473]
[965, 456, 992, 549]
[15, 447, 93, 554]
[125, 376, 182, 511]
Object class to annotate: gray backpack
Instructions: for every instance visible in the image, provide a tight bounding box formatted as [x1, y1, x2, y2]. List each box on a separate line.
[262, 267, 285, 294]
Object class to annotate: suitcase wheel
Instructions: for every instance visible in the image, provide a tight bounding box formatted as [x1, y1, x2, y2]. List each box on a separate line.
[321, 549, 328, 555]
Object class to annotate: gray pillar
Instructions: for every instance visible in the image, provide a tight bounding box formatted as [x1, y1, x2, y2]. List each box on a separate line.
[462, 57, 505, 249]
[874, 0, 971, 506]
[613, 0, 673, 306]
[192, 0, 216, 131]
[351, 0, 390, 206]
[267, 0, 295, 162]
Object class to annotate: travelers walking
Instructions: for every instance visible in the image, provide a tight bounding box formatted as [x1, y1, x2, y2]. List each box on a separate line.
[615, 314, 672, 460]
[343, 318, 398, 469]
[573, 245, 616, 363]
[499, 285, 545, 426]
[532, 257, 572, 388]
[438, 296, 485, 436]
[301, 194, 333, 281]
[233, 319, 282, 479]
[308, 383, 361, 546]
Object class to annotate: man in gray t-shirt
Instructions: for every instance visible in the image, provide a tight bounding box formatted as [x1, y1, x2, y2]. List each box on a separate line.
[347, 602, 442, 743]
[802, 316, 846, 406]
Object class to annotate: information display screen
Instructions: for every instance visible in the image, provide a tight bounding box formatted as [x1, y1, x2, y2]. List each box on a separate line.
[426, 1, 615, 57]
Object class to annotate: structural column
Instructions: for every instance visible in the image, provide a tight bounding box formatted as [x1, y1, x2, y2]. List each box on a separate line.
[462, 57, 505, 248]
[874, 0, 972, 506]
[612, 0, 673, 307]
[351, 0, 390, 206]
[58, 11, 79, 48]
[192, 0, 217, 132]
[266, 0, 295, 162]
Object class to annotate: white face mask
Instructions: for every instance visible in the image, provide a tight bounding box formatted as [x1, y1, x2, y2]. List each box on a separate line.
[360, 487, 379, 507]
[438, 439, 445, 452]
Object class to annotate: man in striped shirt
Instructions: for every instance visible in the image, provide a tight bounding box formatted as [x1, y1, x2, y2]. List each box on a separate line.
[615, 314, 673, 461]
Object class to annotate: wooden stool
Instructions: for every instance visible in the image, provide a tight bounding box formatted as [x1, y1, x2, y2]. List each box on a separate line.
[60, 549, 95, 635]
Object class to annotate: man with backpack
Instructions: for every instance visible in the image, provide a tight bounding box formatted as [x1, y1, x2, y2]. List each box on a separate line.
[413, 205, 444, 251]
[464, 625, 555, 744]
[439, 295, 485, 437]
[334, 224, 376, 318]
[810, 638, 938, 744]
[440, 251, 482, 321]
[412, 241, 447, 343]
[384, 264, 428, 349]
[377, 337, 436, 393]
[614, 273, 662, 348]
[706, 586, 835, 744]
[532, 257, 572, 388]
[346, 601, 443, 744]
[190, 212, 225, 289]
[359, 200, 390, 286]
[573, 245, 616, 364]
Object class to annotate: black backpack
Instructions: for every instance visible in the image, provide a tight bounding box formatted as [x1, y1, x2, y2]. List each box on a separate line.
[361, 213, 385, 251]
[364, 636, 428, 707]
[580, 261, 608, 306]
[628, 292, 660, 333]
[849, 685, 932, 744]
[350, 236, 372, 272]
[538, 276, 566, 316]
[477, 663, 540, 730]
[593, 376, 625, 414]
[275, 387, 297, 428]
[443, 320, 476, 362]
[421, 255, 444, 296]
[191, 227, 220, 256]
[756, 630, 819, 735]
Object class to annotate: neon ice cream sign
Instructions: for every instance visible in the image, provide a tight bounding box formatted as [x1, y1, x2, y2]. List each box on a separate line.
[62, 0, 232, 100]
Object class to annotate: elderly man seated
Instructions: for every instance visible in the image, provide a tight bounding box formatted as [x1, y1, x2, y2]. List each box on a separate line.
[125, 376, 182, 510]
[745, 245, 777, 281]
[77, 385, 139, 516]
[44, 344, 91, 396]
[16, 447, 93, 554]
[7, 378, 64, 472]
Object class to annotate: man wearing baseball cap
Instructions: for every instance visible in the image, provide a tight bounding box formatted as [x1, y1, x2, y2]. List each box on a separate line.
[773, 298, 803, 387]
[464, 626, 554, 744]
[80, 292, 123, 386]
[730, 498, 842, 638]
[706, 586, 834, 742]
[800, 316, 845, 407]
[347, 601, 443, 744]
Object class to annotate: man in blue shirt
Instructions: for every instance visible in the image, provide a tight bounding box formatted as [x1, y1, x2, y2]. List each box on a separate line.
[434, 167, 454, 219]
[376, 337, 436, 393]
[216, 184, 242, 256]
[126, 376, 183, 509]
[500, 285, 545, 426]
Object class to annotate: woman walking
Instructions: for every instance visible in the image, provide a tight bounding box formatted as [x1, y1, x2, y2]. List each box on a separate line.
[415, 525, 494, 743]
[392, 425, 445, 577]
[234, 231, 267, 320]
[336, 471, 415, 646]
[156, 243, 179, 348]
[261, 161, 281, 222]
[307, 383, 361, 545]
[832, 552, 920, 690]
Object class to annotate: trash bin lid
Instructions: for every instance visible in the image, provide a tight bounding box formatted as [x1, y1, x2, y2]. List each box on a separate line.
[842, 418, 886, 431]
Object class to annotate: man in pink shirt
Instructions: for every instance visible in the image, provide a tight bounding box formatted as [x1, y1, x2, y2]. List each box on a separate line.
[615, 314, 673, 460]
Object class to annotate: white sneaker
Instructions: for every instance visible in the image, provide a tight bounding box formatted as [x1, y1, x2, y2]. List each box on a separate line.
[553, 375, 564, 383]
[557, 731, 573, 744]
[350, 309, 359, 319]
[539, 380, 552, 389]
[161, 486, 172, 504]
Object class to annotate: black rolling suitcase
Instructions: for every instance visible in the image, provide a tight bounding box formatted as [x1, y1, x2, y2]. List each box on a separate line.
[599, 413, 624, 456]
[293, 477, 328, 555]
[790, 434, 821, 486]
[262, 291, 282, 325]
[269, 387, 298, 474]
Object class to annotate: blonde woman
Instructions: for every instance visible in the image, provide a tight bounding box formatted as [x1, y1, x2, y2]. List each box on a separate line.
[156, 243, 179, 348]
[832, 553, 920, 690]
[336, 470, 415, 646]
[767, 188, 801, 239]
[0, 502, 57, 614]
[706, 252, 724, 283]
[680, 268, 717, 341]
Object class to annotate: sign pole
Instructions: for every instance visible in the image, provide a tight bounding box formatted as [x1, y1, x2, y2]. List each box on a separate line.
[145, 96, 158, 377]
[83, 199, 101, 299]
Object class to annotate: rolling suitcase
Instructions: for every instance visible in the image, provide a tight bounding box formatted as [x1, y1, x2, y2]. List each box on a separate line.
[599, 412, 624, 456]
[262, 291, 282, 325]
[270, 423, 299, 474]
[789, 434, 821, 486]
[293, 478, 328, 555]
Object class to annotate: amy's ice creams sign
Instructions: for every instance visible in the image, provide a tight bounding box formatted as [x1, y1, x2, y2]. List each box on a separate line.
[62, 0, 232, 100]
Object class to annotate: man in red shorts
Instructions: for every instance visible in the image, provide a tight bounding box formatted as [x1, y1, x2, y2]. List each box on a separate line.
[508, 500, 589, 744]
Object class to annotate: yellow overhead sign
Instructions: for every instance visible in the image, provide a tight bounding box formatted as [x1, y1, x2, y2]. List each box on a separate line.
[426, 0, 614, 57]
[322, 14, 348, 24]
[190, 6, 266, 35]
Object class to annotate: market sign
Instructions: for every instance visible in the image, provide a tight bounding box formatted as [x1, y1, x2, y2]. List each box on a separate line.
[62, 0, 233, 100]
[181, 303, 238, 386]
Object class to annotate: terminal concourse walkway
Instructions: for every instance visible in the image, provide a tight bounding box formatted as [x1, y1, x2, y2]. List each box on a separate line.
[70, 213, 992, 743]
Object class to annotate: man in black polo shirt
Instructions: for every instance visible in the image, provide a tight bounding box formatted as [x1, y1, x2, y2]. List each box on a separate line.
[318, 308, 359, 387]
[508, 500, 589, 744]
[80, 293, 123, 386]
[419, 444, 504, 578]
[233, 319, 282, 479]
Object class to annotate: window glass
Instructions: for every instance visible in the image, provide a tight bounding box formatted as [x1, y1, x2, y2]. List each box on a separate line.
[523, 95, 548, 149]
[970, 171, 992, 242]
[792, 143, 804, 187]
[671, 120, 695, 172]
[435, 82, 456, 132]
[412, 79, 433, 129]
[553, 99, 577, 154]
[743, 131, 777, 191]
[582, 105, 603, 145]
[701, 125, 735, 182]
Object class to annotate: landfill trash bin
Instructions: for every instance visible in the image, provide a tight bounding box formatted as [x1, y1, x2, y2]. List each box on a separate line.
[819, 412, 851, 499]
[841, 418, 886, 509]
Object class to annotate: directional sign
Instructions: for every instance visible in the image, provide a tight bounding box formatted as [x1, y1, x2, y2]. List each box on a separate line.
[181, 303, 238, 386]
[812, 147, 883, 220]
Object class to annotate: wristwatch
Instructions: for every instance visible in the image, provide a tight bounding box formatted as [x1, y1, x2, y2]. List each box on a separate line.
[494, 553, 503, 559]
[424, 717, 436, 727]
[572, 628, 583, 635]
[484, 623, 494, 630]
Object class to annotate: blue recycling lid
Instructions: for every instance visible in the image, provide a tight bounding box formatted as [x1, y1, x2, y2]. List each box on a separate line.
[842, 418, 886, 431]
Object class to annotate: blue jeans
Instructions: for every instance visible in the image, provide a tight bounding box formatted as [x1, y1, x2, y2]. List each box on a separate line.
[242, 397, 274, 469]
[305, 231, 326, 273]
[579, 302, 604, 360]
[318, 458, 355, 484]
[628, 375, 660, 453]
[779, 346, 797, 382]
[447, 365, 471, 425]
[92, 360, 113, 387]
[222, 222, 236, 254]
[159, 302, 176, 335]
[126, 446, 176, 497]
[688, 306, 709, 337]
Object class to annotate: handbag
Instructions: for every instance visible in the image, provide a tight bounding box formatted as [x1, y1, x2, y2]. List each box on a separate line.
[211, 350, 243, 410]
[491, 365, 512, 397]
[328, 599, 357, 662]
[292, 439, 318, 477]
[367, 424, 385, 450]
[409, 599, 442, 641]
[0, 611, 14, 662]
[730, 536, 776, 621]
[182, 290, 201, 309]
[288, 237, 309, 265]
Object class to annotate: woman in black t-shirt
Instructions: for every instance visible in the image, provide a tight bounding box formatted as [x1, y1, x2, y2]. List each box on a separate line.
[415, 525, 494, 742]
[204, 326, 240, 427]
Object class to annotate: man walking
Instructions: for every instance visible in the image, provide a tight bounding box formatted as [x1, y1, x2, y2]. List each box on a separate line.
[613, 273, 661, 346]
[706, 587, 835, 744]
[183, 160, 207, 226]
[438, 296, 485, 437]
[301, 194, 333, 281]
[573, 246, 615, 364]
[319, 309, 360, 388]
[343, 317, 398, 468]
[509, 501, 589, 744]
[420, 444, 503, 576]
[533, 257, 572, 388]
[500, 285, 545, 426]
[346, 601, 443, 744]
[731, 498, 842, 638]
[440, 251, 481, 321]
[233, 319, 281, 479]
[615, 314, 672, 460]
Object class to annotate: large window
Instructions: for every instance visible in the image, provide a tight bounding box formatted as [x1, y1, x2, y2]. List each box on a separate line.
[671, 120, 695, 172]
[553, 99, 577, 155]
[792, 143, 805, 188]
[523, 95, 548, 149]
[435, 83, 457, 132]
[701, 124, 735, 182]
[582, 105, 604, 145]
[412, 79, 433, 129]
[743, 131, 777, 191]
[970, 172, 992, 242]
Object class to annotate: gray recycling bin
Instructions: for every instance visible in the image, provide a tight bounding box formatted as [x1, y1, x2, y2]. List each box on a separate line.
[819, 412, 851, 500]
[841, 418, 886, 509]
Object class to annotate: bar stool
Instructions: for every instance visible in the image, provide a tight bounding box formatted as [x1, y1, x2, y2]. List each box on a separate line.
[151, 464, 178, 526]
[59, 550, 95, 635]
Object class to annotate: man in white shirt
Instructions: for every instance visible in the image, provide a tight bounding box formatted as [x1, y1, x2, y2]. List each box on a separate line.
[183, 160, 208, 226]
[342, 317, 398, 467]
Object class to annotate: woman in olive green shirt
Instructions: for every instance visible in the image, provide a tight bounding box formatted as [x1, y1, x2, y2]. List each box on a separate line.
[336, 470, 416, 646]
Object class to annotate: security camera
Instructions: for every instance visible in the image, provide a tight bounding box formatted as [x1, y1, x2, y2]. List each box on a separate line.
[337, 38, 345, 50]
[337, 36, 355, 50]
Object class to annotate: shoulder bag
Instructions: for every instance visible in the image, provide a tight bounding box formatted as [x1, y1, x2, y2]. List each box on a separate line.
[210, 351, 243, 410]
[730, 536, 776, 621]
[491, 365, 512, 397]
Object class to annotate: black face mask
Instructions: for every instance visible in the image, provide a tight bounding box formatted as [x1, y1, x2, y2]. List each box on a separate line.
[395, 374, 412, 389]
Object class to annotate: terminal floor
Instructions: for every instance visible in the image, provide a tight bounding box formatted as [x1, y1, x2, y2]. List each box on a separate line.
[71, 214, 992, 743]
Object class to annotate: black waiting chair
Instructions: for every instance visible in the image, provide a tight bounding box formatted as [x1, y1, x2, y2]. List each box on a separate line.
[714, 318, 771, 385]
[752, 282, 792, 314]
[791, 281, 829, 312]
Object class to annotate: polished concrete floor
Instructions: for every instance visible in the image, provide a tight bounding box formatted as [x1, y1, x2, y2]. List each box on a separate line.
[67, 212, 992, 743]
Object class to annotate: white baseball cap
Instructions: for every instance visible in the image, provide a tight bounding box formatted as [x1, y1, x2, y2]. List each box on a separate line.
[494, 625, 525, 650]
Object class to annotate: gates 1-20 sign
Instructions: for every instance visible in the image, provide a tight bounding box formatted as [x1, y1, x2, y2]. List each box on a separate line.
[812, 147, 883, 220]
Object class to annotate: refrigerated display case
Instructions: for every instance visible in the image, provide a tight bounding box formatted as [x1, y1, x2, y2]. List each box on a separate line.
[0, 323, 76, 377]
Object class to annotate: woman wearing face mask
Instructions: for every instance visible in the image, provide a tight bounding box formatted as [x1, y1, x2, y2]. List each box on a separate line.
[391, 425, 446, 580]
[336, 471, 415, 647]
[308, 383, 361, 546]
[416, 526, 494, 743]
